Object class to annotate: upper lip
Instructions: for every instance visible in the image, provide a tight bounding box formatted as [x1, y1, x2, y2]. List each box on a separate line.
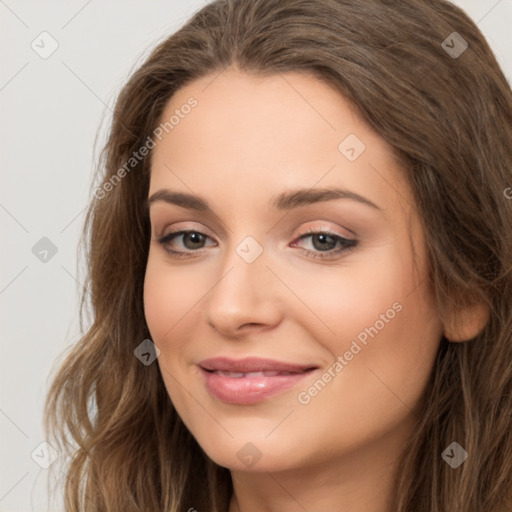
[198, 357, 318, 373]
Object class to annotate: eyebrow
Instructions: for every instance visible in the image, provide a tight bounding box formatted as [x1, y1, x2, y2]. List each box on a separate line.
[146, 186, 382, 212]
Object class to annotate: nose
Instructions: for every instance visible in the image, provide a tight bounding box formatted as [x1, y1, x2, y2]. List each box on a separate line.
[202, 244, 284, 337]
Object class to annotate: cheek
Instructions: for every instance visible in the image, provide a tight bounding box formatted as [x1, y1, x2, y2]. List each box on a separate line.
[302, 246, 442, 416]
[291, 242, 442, 393]
[143, 255, 203, 342]
[143, 255, 201, 422]
[285, 246, 412, 343]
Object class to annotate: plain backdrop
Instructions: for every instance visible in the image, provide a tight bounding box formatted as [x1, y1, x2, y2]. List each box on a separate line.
[1, 1, 511, 510]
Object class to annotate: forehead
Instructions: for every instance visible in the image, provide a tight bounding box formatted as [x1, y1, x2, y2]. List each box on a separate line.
[149, 68, 411, 217]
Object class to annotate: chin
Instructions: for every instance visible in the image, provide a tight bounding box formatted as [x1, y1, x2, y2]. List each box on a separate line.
[195, 434, 306, 473]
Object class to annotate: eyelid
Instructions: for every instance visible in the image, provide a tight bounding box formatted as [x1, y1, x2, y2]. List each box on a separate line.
[158, 221, 215, 239]
[292, 222, 355, 240]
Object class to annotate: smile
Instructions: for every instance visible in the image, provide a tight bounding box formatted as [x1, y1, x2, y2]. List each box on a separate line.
[197, 357, 318, 405]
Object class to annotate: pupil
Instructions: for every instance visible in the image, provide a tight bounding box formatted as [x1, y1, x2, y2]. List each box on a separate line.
[313, 234, 335, 251]
[187, 232, 204, 248]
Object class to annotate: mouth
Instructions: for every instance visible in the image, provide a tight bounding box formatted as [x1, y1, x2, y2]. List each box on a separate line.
[197, 357, 319, 405]
[204, 369, 307, 377]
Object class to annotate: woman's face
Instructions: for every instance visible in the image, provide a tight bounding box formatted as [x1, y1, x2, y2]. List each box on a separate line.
[144, 68, 443, 473]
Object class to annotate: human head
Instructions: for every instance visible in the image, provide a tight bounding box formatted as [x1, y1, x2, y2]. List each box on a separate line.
[45, 1, 512, 510]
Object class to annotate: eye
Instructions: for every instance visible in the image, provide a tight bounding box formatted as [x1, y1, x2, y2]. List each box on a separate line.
[291, 229, 358, 260]
[158, 230, 214, 258]
[157, 229, 358, 260]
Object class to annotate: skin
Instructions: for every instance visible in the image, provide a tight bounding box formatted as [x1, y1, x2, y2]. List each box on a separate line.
[143, 67, 446, 512]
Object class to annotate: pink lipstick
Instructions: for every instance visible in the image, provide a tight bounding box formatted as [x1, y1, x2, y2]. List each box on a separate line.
[198, 357, 318, 405]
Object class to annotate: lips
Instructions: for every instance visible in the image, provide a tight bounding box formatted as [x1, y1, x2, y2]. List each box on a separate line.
[212, 370, 295, 378]
[198, 357, 317, 373]
[197, 357, 318, 405]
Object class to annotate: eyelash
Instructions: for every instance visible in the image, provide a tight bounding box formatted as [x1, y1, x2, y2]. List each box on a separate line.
[157, 228, 358, 260]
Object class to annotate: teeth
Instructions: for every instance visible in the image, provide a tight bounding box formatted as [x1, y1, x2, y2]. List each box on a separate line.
[217, 371, 245, 378]
[215, 370, 293, 378]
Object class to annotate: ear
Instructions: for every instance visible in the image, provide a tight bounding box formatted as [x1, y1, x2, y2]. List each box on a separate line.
[443, 301, 490, 342]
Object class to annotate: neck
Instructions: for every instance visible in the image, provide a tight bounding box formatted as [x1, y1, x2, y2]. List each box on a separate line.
[227, 423, 410, 512]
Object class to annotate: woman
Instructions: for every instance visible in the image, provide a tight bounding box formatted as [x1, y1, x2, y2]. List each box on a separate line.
[44, 0, 512, 510]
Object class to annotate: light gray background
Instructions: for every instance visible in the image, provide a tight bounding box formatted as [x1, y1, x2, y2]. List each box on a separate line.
[1, 1, 511, 510]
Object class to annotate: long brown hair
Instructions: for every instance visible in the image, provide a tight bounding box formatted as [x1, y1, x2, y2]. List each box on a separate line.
[44, 0, 512, 510]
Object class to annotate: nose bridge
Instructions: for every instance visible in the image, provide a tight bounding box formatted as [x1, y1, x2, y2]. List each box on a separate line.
[202, 233, 283, 333]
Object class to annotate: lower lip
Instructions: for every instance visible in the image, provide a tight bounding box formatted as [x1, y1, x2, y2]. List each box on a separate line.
[199, 367, 315, 405]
